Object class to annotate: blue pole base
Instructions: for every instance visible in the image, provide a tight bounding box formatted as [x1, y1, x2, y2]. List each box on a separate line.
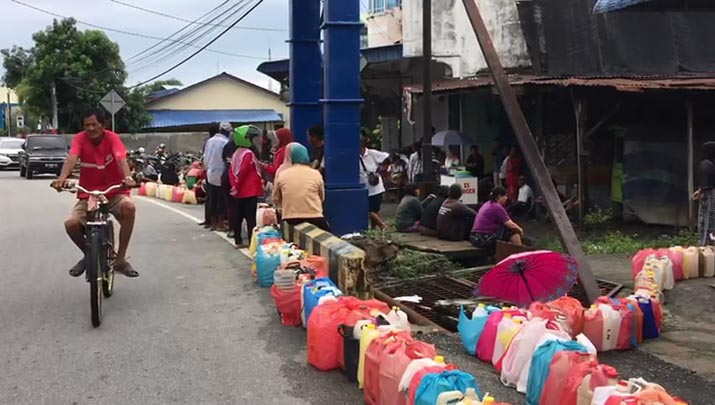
[324, 187, 369, 236]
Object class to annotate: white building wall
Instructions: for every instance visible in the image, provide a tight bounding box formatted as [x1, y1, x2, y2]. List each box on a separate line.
[402, 0, 530, 78]
[365, 8, 404, 48]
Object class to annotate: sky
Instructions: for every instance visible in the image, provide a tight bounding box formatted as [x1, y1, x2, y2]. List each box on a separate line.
[0, 0, 370, 92]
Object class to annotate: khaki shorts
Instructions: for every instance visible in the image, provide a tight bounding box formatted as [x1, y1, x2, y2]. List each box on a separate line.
[69, 195, 131, 225]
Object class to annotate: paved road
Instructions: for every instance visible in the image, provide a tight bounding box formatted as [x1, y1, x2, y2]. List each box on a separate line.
[0, 171, 362, 404]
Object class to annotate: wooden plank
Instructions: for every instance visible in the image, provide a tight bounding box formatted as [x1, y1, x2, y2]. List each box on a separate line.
[460, 0, 601, 303]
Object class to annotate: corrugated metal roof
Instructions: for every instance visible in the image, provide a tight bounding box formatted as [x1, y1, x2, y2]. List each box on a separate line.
[146, 109, 283, 129]
[593, 0, 653, 13]
[404, 75, 715, 94]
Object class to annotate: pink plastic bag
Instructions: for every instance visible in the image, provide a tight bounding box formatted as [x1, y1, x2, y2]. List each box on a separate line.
[476, 309, 526, 363]
[658, 248, 684, 281]
[631, 249, 656, 279]
[540, 351, 597, 405]
[378, 339, 437, 405]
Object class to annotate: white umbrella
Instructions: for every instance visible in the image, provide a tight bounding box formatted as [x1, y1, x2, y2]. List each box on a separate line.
[431, 130, 468, 146]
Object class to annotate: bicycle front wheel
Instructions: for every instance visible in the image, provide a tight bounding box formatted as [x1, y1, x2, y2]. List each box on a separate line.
[87, 229, 103, 328]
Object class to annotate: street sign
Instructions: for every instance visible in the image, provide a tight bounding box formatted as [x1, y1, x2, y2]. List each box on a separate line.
[100, 90, 126, 131]
[100, 90, 126, 115]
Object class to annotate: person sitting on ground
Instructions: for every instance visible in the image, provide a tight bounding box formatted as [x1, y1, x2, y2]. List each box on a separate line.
[394, 183, 423, 233]
[437, 184, 477, 242]
[508, 175, 534, 218]
[273, 143, 330, 231]
[419, 186, 449, 237]
[471, 186, 524, 254]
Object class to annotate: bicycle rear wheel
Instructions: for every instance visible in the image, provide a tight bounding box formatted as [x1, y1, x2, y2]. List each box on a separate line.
[87, 229, 103, 327]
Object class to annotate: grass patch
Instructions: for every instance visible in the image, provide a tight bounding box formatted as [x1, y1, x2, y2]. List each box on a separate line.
[385, 249, 460, 280]
[539, 229, 699, 256]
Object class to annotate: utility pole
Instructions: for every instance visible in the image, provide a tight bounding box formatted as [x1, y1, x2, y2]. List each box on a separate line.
[421, 0, 434, 182]
[6, 90, 12, 138]
[267, 48, 273, 92]
[50, 81, 58, 131]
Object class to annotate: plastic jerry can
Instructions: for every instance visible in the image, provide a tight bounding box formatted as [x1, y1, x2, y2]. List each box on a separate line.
[358, 324, 381, 389]
[684, 247, 700, 279]
[492, 314, 525, 369]
[385, 306, 411, 333]
[700, 246, 715, 278]
[599, 304, 622, 352]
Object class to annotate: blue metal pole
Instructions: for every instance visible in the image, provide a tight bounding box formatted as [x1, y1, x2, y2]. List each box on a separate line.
[288, 0, 322, 146]
[322, 0, 368, 235]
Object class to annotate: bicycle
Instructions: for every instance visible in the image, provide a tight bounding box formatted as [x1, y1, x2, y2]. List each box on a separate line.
[60, 183, 125, 327]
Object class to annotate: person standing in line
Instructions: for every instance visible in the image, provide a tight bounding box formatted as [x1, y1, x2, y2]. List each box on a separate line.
[261, 128, 294, 179]
[203, 122, 231, 231]
[199, 123, 219, 228]
[273, 143, 330, 231]
[229, 126, 264, 248]
[694, 142, 715, 245]
[222, 126, 238, 237]
[360, 137, 391, 230]
[307, 125, 325, 176]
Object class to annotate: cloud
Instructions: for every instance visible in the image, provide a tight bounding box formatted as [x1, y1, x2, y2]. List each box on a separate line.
[0, 0, 289, 88]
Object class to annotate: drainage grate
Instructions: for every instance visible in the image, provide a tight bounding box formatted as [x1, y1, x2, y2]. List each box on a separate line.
[378, 276, 475, 330]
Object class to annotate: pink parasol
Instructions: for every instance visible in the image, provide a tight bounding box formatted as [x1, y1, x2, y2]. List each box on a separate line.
[474, 250, 579, 307]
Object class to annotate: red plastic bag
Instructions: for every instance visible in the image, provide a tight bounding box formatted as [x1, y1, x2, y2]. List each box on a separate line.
[270, 285, 302, 327]
[363, 331, 412, 405]
[307, 297, 388, 372]
[540, 351, 597, 405]
[657, 248, 684, 281]
[548, 296, 585, 337]
[379, 339, 437, 405]
[280, 256, 329, 279]
[138, 182, 147, 196]
[408, 365, 448, 405]
[596, 297, 634, 350]
[477, 309, 526, 363]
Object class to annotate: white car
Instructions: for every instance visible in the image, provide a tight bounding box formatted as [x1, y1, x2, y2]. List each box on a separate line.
[0, 137, 25, 169]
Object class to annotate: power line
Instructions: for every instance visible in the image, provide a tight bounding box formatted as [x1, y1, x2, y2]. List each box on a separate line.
[130, 0, 265, 88]
[109, 0, 286, 32]
[9, 0, 266, 61]
[127, 1, 251, 73]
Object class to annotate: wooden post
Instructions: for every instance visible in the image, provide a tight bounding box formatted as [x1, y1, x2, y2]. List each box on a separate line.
[574, 98, 587, 229]
[687, 101, 694, 226]
[460, 0, 600, 303]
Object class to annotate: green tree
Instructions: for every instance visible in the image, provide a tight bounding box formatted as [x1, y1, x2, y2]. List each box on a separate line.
[2, 19, 127, 132]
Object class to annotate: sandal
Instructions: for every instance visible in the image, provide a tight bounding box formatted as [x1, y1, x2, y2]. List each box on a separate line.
[115, 261, 140, 278]
[69, 258, 86, 277]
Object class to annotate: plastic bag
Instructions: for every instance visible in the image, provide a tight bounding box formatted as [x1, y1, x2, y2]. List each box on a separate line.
[547, 296, 585, 337]
[408, 366, 448, 405]
[660, 248, 684, 281]
[414, 370, 481, 405]
[540, 351, 597, 405]
[457, 305, 495, 356]
[492, 313, 528, 371]
[631, 249, 656, 279]
[270, 284, 302, 327]
[138, 182, 147, 196]
[500, 319, 570, 393]
[525, 339, 587, 405]
[379, 338, 437, 405]
[363, 331, 412, 405]
[256, 205, 278, 227]
[256, 244, 284, 288]
[182, 190, 197, 205]
[477, 309, 526, 363]
[306, 297, 388, 372]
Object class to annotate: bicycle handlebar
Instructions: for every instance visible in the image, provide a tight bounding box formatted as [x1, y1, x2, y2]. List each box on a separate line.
[57, 182, 130, 196]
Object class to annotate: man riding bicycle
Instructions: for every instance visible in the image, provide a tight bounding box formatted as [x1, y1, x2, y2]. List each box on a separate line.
[51, 108, 139, 278]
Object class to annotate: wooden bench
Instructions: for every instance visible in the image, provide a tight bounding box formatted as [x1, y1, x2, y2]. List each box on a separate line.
[391, 232, 484, 260]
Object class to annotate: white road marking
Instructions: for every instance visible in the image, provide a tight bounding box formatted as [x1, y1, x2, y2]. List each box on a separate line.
[135, 196, 252, 259]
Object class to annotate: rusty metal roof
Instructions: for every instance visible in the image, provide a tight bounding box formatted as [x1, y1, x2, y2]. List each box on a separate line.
[405, 75, 715, 94]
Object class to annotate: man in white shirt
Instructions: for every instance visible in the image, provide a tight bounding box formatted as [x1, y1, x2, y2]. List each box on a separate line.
[203, 122, 231, 230]
[508, 175, 534, 218]
[359, 137, 391, 229]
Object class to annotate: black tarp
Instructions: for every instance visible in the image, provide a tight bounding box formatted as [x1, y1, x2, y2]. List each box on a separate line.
[517, 0, 715, 76]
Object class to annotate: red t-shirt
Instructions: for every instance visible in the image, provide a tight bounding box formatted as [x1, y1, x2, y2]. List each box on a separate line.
[70, 130, 129, 199]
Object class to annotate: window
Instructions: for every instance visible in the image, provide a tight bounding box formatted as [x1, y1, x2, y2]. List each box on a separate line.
[368, 0, 400, 13]
[0, 139, 24, 150]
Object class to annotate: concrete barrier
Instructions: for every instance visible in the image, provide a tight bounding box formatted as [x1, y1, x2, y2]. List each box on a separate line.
[282, 222, 370, 299]
[63, 132, 207, 153]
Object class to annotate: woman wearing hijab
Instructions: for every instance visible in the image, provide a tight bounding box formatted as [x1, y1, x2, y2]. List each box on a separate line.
[272, 143, 329, 231]
[261, 128, 294, 178]
[229, 126, 264, 247]
[694, 142, 715, 245]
